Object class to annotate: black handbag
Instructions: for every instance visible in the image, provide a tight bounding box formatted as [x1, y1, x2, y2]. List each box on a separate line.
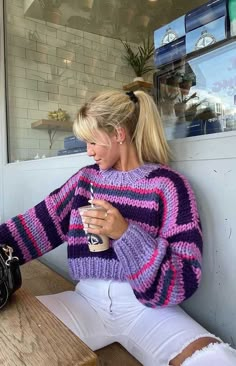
[0, 244, 22, 309]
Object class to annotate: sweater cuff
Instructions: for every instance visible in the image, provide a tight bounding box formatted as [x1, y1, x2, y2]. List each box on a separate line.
[113, 223, 166, 270]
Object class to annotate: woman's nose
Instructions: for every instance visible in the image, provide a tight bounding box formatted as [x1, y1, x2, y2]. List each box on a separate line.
[86, 143, 94, 156]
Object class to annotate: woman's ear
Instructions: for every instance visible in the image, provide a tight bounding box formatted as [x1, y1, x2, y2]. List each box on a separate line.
[115, 127, 126, 144]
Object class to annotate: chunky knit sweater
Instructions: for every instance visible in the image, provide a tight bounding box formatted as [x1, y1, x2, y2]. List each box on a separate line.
[0, 163, 202, 307]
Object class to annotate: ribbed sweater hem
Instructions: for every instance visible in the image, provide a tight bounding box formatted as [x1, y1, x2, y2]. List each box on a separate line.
[69, 257, 126, 281]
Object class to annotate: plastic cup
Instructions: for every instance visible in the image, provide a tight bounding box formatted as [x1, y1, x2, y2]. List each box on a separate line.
[79, 205, 109, 252]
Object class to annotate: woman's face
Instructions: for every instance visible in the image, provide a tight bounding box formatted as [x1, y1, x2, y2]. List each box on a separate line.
[86, 130, 122, 171]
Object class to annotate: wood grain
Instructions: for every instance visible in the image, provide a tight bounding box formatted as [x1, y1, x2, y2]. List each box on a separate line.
[0, 288, 97, 366]
[21, 260, 75, 296]
[20, 260, 141, 366]
[96, 343, 142, 366]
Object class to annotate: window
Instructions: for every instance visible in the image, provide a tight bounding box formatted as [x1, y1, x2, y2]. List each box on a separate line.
[154, 41, 236, 140]
[4, 0, 136, 162]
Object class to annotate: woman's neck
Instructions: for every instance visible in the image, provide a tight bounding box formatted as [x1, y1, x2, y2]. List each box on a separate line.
[113, 143, 141, 171]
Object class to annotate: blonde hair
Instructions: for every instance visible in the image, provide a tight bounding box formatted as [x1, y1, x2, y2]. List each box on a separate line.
[73, 90, 171, 165]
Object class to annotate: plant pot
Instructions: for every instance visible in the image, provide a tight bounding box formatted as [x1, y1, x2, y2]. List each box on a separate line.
[174, 102, 186, 118]
[133, 77, 144, 82]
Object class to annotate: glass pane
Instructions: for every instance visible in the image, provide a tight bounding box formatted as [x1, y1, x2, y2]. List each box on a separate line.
[4, 0, 210, 160]
[155, 41, 236, 140]
[4, 0, 145, 162]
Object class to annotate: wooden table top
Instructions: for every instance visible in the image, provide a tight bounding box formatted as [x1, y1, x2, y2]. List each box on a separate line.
[0, 288, 97, 366]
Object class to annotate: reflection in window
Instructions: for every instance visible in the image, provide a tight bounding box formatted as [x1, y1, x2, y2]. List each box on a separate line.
[154, 42, 236, 140]
[4, 0, 138, 162]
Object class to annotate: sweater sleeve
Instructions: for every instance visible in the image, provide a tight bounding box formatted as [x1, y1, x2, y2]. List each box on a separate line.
[113, 173, 203, 307]
[0, 172, 79, 265]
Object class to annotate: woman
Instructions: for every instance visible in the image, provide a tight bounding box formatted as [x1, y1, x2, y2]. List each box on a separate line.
[0, 90, 235, 366]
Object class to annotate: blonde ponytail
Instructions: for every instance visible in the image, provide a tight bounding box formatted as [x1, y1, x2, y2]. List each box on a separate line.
[133, 91, 171, 165]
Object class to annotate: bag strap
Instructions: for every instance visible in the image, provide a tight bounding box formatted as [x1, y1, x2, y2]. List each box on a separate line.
[0, 245, 19, 264]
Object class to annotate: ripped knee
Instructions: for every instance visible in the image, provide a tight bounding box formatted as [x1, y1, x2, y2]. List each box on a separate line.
[181, 342, 236, 366]
[169, 336, 220, 366]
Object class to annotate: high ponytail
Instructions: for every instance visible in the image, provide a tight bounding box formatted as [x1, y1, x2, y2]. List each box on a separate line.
[133, 91, 171, 165]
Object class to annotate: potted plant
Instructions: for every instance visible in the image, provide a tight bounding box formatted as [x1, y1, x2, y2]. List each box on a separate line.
[121, 37, 155, 81]
[48, 108, 70, 122]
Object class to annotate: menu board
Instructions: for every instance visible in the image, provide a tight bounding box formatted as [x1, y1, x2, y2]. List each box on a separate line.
[154, 16, 185, 49]
[186, 17, 227, 54]
[153, 0, 229, 68]
[185, 0, 227, 32]
[154, 37, 186, 67]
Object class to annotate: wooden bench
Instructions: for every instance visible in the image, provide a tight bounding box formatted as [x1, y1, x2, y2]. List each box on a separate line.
[21, 260, 141, 366]
[0, 288, 97, 365]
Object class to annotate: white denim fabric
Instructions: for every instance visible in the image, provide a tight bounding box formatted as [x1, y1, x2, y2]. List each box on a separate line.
[37, 279, 236, 366]
[182, 342, 236, 366]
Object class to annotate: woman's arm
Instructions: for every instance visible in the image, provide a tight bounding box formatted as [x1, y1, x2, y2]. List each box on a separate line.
[0, 171, 79, 265]
[113, 173, 202, 308]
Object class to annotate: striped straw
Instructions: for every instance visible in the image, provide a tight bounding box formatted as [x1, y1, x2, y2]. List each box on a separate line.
[90, 183, 94, 207]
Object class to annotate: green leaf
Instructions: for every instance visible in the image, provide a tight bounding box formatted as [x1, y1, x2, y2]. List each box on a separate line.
[121, 37, 154, 77]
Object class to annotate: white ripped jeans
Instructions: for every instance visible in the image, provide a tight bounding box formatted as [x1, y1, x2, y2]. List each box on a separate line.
[38, 279, 236, 366]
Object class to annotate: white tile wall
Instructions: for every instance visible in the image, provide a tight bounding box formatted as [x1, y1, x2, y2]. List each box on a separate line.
[6, 0, 135, 162]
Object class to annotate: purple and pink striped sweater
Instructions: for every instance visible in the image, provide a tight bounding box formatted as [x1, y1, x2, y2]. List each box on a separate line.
[0, 163, 203, 307]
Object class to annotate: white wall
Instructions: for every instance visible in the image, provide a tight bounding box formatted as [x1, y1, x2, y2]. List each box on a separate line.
[2, 153, 93, 281]
[169, 133, 236, 347]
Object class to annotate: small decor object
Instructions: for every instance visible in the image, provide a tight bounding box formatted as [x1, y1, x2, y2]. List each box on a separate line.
[34, 153, 40, 159]
[48, 108, 70, 122]
[57, 135, 87, 156]
[121, 37, 154, 79]
[64, 135, 87, 150]
[0, 244, 22, 310]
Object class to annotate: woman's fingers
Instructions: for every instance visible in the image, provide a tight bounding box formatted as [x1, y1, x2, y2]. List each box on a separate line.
[80, 200, 128, 240]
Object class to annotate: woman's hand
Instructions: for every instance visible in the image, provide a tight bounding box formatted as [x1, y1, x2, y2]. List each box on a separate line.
[80, 199, 128, 240]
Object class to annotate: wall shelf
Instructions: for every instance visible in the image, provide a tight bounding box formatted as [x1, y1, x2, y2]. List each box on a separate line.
[123, 80, 153, 92]
[31, 119, 73, 132]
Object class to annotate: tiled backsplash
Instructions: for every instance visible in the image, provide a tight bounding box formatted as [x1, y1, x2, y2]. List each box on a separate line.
[6, 0, 135, 162]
